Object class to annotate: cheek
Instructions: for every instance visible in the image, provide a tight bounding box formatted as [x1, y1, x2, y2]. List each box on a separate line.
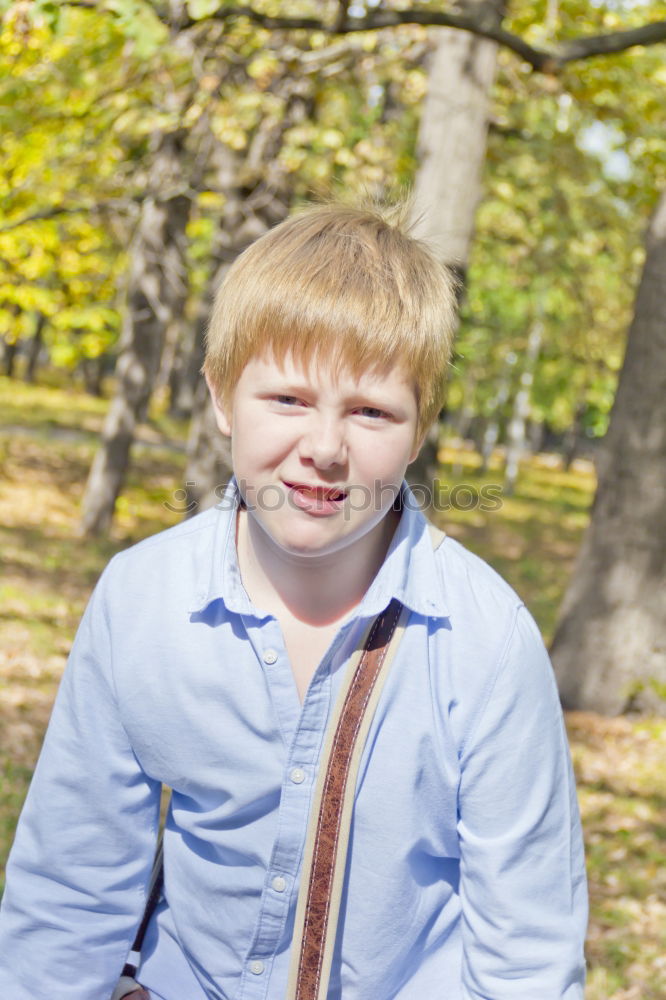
[354, 433, 415, 480]
[231, 417, 296, 469]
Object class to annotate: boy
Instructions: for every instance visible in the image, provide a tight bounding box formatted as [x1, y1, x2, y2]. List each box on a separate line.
[0, 203, 587, 999]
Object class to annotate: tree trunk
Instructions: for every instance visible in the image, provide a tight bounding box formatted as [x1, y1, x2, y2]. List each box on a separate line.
[81, 130, 191, 536]
[79, 354, 108, 397]
[154, 315, 189, 414]
[174, 321, 205, 419]
[184, 378, 232, 515]
[527, 419, 544, 456]
[182, 156, 292, 512]
[454, 395, 477, 443]
[562, 400, 586, 470]
[2, 338, 18, 377]
[550, 190, 666, 714]
[481, 350, 516, 470]
[183, 71, 313, 511]
[504, 320, 543, 494]
[24, 313, 46, 383]
[407, 1, 503, 487]
[410, 4, 502, 279]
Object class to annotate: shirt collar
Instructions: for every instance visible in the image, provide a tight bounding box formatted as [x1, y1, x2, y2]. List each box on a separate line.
[356, 482, 449, 619]
[191, 478, 449, 620]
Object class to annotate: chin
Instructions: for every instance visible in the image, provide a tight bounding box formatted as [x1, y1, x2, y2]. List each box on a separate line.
[275, 531, 344, 557]
[262, 520, 351, 557]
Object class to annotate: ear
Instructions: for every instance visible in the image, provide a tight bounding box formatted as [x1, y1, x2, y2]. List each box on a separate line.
[205, 371, 232, 437]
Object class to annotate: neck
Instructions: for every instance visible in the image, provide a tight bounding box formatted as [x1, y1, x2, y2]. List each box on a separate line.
[236, 508, 400, 626]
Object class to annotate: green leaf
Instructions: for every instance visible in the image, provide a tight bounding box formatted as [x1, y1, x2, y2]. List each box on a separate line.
[102, 0, 168, 57]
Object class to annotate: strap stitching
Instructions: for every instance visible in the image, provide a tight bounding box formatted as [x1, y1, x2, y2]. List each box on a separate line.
[296, 601, 401, 1000]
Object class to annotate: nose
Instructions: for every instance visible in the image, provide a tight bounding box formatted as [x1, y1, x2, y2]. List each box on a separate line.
[299, 413, 348, 469]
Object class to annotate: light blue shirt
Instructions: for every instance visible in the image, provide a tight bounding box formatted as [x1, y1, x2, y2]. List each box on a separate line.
[0, 480, 587, 1000]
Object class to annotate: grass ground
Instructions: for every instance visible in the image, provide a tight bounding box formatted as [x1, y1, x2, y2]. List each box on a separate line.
[1, 375, 664, 998]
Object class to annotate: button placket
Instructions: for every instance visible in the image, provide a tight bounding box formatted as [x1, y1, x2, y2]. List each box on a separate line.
[239, 623, 339, 994]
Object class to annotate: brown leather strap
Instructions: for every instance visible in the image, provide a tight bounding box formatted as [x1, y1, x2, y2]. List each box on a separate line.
[112, 977, 151, 1000]
[287, 597, 407, 1000]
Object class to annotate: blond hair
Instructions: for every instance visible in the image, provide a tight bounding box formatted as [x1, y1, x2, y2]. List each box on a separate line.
[204, 202, 458, 440]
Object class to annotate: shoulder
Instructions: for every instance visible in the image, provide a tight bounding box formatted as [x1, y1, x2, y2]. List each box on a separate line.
[433, 531, 525, 629]
[435, 534, 550, 675]
[99, 505, 224, 604]
[424, 531, 554, 734]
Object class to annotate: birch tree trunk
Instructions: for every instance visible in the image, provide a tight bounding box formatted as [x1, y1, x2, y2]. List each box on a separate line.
[550, 190, 666, 714]
[504, 319, 543, 493]
[407, 1, 504, 489]
[409, 4, 503, 278]
[81, 130, 190, 536]
[481, 350, 516, 470]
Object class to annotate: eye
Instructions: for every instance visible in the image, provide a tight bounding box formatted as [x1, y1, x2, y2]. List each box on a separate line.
[274, 395, 304, 407]
[357, 405, 390, 420]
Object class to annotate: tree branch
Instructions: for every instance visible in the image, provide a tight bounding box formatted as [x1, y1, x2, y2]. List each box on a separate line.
[0, 199, 138, 234]
[180, 6, 666, 74]
[61, 2, 666, 74]
[0, 205, 93, 233]
[555, 20, 666, 63]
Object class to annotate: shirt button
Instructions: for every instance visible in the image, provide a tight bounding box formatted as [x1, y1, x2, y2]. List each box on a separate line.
[249, 960, 264, 975]
[271, 875, 287, 893]
[289, 767, 305, 784]
[263, 649, 278, 664]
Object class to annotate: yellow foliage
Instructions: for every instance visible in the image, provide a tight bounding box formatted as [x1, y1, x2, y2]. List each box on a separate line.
[247, 52, 280, 86]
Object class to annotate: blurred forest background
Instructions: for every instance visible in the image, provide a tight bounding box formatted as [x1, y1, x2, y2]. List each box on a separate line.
[0, 1, 665, 996]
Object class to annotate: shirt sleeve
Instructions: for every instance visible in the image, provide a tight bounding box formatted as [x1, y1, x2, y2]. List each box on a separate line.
[457, 604, 588, 999]
[0, 563, 162, 1000]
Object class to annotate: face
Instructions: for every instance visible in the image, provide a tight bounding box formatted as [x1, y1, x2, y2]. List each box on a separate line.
[208, 352, 423, 561]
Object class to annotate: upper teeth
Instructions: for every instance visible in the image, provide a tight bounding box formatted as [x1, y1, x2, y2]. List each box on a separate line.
[298, 487, 342, 499]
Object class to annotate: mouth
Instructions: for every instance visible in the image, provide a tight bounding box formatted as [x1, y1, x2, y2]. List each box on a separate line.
[284, 482, 348, 502]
